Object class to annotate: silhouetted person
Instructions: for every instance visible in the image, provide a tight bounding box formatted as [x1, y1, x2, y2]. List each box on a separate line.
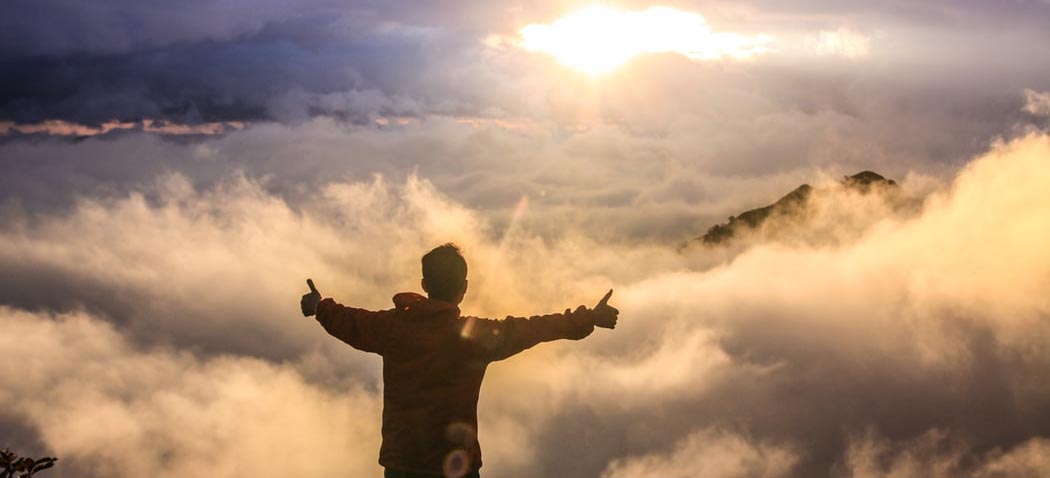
[301, 243, 618, 478]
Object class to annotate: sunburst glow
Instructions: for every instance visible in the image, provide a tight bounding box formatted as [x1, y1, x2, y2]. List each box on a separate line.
[518, 5, 770, 75]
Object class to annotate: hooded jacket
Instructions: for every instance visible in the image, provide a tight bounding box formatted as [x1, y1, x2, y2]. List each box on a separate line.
[315, 292, 596, 475]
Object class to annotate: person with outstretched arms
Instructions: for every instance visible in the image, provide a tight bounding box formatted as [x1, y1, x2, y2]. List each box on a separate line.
[300, 243, 619, 478]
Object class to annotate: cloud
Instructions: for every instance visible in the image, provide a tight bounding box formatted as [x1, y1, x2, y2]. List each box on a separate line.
[1, 133, 1050, 477]
[1, 0, 1047, 128]
[0, 117, 872, 241]
[811, 28, 871, 58]
[1023, 89, 1050, 117]
[1, 52, 1031, 239]
[0, 119, 244, 137]
[0, 0, 380, 58]
[601, 428, 796, 478]
[842, 429, 1050, 478]
[977, 438, 1050, 477]
[0, 171, 500, 361]
[0, 306, 384, 477]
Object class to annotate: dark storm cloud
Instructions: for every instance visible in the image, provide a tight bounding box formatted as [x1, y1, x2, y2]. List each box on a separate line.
[0, 34, 432, 124]
[0, 0, 502, 124]
[0, 0, 520, 58]
[3, 0, 1049, 126]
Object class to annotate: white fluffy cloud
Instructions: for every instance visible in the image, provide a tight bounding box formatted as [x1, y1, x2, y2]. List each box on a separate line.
[812, 28, 872, 58]
[601, 428, 796, 478]
[2, 133, 1050, 476]
[843, 429, 1050, 478]
[1023, 89, 1050, 117]
[0, 306, 384, 477]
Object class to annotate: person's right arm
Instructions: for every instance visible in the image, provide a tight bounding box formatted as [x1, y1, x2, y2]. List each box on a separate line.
[301, 279, 390, 355]
[314, 299, 391, 355]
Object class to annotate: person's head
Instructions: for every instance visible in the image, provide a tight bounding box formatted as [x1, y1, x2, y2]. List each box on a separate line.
[421, 243, 468, 304]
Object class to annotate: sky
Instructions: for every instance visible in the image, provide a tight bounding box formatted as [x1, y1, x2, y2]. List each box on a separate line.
[2, 1, 1050, 477]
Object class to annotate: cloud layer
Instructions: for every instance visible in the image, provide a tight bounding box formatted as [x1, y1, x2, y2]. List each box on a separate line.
[0, 306, 383, 477]
[2, 0, 1048, 128]
[3, 132, 1049, 477]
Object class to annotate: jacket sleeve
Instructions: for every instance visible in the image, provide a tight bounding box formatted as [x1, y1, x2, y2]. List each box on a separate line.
[465, 306, 596, 362]
[314, 298, 391, 355]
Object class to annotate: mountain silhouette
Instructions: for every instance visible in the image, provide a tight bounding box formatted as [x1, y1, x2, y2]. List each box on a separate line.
[693, 171, 899, 247]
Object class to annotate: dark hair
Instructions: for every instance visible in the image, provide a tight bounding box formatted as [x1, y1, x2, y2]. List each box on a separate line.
[421, 243, 467, 301]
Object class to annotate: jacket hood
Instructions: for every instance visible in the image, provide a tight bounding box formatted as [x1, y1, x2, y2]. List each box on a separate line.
[392, 292, 460, 319]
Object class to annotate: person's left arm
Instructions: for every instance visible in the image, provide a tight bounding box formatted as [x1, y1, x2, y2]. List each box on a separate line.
[466, 290, 618, 362]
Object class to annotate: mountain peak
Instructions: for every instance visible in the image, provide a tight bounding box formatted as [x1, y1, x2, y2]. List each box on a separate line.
[844, 171, 896, 190]
[692, 171, 898, 247]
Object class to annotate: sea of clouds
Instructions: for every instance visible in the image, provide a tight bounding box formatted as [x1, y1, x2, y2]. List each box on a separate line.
[2, 126, 1049, 477]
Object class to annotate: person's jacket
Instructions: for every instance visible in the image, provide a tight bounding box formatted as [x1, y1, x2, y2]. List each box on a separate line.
[315, 292, 596, 475]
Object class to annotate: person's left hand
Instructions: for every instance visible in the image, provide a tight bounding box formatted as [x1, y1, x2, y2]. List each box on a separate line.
[301, 278, 322, 317]
[593, 289, 619, 329]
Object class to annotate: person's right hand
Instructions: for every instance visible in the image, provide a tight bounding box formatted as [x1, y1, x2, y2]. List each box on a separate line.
[593, 289, 619, 329]
[301, 278, 322, 317]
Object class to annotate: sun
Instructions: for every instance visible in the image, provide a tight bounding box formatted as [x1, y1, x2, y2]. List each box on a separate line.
[519, 5, 642, 75]
[518, 5, 770, 75]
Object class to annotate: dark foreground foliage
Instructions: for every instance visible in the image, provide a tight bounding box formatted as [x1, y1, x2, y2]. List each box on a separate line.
[0, 449, 57, 478]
